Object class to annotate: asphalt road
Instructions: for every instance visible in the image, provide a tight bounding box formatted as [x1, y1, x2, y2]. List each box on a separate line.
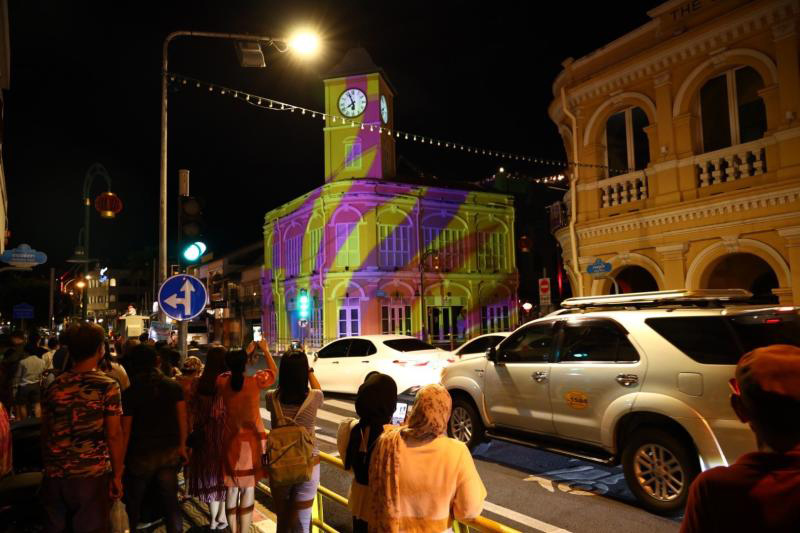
[257, 390, 680, 533]
[224, 353, 681, 533]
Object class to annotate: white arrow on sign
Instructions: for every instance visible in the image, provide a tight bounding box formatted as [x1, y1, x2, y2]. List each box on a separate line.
[164, 279, 195, 316]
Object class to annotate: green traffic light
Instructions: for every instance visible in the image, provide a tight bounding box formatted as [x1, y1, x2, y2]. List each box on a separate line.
[183, 241, 207, 262]
[298, 289, 309, 319]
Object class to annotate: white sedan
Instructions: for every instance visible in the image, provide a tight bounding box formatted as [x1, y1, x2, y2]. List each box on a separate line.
[448, 332, 511, 361]
[308, 335, 453, 394]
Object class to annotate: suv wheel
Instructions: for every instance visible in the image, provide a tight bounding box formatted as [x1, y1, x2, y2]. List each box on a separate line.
[448, 397, 485, 450]
[621, 428, 699, 515]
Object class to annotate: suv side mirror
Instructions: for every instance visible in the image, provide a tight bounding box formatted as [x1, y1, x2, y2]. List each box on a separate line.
[486, 346, 496, 362]
[313, 352, 319, 362]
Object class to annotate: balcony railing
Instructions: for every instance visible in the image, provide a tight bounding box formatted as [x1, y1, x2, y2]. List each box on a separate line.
[599, 172, 648, 208]
[695, 138, 767, 188]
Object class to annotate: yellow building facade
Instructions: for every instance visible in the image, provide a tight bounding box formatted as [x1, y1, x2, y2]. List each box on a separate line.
[263, 50, 518, 350]
[549, 0, 800, 304]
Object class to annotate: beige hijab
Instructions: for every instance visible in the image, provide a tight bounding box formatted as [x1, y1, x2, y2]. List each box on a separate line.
[368, 384, 453, 533]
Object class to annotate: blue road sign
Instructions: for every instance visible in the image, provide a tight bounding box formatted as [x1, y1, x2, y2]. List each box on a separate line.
[587, 258, 613, 274]
[13, 303, 34, 320]
[158, 274, 208, 321]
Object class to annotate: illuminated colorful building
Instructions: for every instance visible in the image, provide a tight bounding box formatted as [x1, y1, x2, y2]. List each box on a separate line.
[263, 49, 518, 350]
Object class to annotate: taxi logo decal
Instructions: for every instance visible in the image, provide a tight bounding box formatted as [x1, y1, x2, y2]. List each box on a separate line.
[565, 391, 590, 410]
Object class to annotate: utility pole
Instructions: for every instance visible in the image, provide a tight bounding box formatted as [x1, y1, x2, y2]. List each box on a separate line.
[49, 267, 55, 332]
[177, 169, 190, 363]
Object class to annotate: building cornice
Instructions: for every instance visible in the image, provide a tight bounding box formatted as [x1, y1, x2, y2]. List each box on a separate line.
[577, 185, 800, 240]
[552, 0, 798, 111]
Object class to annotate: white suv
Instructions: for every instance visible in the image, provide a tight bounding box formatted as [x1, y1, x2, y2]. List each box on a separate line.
[441, 290, 800, 514]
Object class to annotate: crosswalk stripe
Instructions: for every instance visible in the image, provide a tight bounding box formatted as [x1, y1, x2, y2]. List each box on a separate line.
[259, 406, 351, 426]
[324, 399, 356, 411]
[258, 403, 566, 533]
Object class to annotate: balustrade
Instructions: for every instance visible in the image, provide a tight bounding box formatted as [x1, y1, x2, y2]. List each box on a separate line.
[696, 139, 767, 188]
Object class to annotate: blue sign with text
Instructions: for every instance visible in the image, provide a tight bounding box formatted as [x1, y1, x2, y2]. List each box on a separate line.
[158, 274, 207, 321]
[12, 303, 34, 320]
[587, 258, 613, 274]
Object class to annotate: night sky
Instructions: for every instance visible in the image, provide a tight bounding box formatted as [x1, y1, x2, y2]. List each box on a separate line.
[5, 0, 660, 270]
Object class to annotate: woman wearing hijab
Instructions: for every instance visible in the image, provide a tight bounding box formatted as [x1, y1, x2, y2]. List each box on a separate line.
[337, 373, 398, 532]
[369, 384, 486, 533]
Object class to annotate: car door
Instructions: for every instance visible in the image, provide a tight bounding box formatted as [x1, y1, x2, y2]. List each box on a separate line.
[483, 322, 556, 434]
[343, 339, 378, 393]
[549, 318, 644, 445]
[313, 339, 352, 392]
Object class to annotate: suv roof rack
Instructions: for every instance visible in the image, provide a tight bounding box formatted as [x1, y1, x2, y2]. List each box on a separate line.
[561, 289, 753, 309]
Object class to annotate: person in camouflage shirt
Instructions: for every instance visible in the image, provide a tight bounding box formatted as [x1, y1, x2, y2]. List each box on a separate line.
[41, 323, 124, 533]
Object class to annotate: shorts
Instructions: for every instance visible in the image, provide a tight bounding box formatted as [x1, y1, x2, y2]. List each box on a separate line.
[41, 473, 111, 533]
[270, 462, 321, 503]
[15, 383, 41, 406]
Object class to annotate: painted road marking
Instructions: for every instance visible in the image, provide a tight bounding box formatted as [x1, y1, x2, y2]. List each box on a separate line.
[259, 403, 573, 533]
[324, 399, 357, 411]
[483, 501, 572, 533]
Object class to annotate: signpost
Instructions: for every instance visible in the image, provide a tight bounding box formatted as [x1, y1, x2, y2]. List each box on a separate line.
[158, 274, 208, 362]
[587, 258, 619, 294]
[0, 244, 47, 269]
[587, 258, 612, 275]
[12, 303, 34, 320]
[538, 278, 551, 308]
[13, 303, 34, 331]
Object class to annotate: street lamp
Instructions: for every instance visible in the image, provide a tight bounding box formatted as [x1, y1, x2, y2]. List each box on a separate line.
[158, 28, 321, 319]
[75, 164, 122, 321]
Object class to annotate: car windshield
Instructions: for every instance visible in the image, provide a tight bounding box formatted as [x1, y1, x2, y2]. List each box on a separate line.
[383, 339, 438, 352]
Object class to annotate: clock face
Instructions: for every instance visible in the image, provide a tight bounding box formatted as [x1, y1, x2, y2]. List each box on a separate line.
[380, 95, 389, 124]
[338, 88, 367, 118]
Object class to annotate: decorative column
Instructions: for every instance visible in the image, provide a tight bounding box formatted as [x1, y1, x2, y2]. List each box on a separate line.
[777, 227, 800, 306]
[656, 244, 688, 290]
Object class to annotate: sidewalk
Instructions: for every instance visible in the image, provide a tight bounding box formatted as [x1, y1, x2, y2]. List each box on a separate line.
[149, 496, 276, 532]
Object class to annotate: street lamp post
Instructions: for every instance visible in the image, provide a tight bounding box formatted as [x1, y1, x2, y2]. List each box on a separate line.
[159, 30, 319, 320]
[79, 164, 120, 321]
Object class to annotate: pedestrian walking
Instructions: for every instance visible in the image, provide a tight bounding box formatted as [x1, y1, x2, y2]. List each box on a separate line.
[121, 343, 187, 533]
[265, 350, 324, 533]
[337, 373, 398, 533]
[218, 341, 277, 533]
[681, 344, 800, 533]
[100, 341, 130, 392]
[369, 383, 486, 533]
[185, 347, 228, 530]
[40, 323, 124, 532]
[12, 348, 45, 419]
[42, 337, 60, 370]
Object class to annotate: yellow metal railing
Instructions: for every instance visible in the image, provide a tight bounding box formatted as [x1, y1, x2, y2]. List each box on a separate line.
[256, 449, 521, 533]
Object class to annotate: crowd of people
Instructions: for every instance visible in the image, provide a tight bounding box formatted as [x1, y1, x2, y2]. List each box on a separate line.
[1, 323, 799, 533]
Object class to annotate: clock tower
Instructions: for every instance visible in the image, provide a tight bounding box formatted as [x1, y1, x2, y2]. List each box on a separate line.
[323, 48, 396, 182]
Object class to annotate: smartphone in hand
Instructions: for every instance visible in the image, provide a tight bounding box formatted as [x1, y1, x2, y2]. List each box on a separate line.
[391, 402, 409, 426]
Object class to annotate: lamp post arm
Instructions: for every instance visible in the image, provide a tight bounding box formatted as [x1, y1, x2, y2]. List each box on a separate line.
[158, 30, 289, 321]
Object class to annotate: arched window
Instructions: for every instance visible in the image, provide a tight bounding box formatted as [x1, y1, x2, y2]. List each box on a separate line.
[700, 66, 766, 153]
[605, 107, 649, 177]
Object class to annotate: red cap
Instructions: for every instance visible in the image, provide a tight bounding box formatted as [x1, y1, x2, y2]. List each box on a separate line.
[735, 344, 800, 401]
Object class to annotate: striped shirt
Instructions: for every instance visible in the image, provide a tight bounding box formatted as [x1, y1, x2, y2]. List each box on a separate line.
[265, 389, 324, 455]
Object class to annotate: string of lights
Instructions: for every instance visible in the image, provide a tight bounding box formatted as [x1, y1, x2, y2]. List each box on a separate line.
[168, 72, 636, 176]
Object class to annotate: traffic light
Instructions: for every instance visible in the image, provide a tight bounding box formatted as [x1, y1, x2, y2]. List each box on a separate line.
[178, 196, 207, 263]
[432, 253, 441, 271]
[298, 289, 310, 320]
